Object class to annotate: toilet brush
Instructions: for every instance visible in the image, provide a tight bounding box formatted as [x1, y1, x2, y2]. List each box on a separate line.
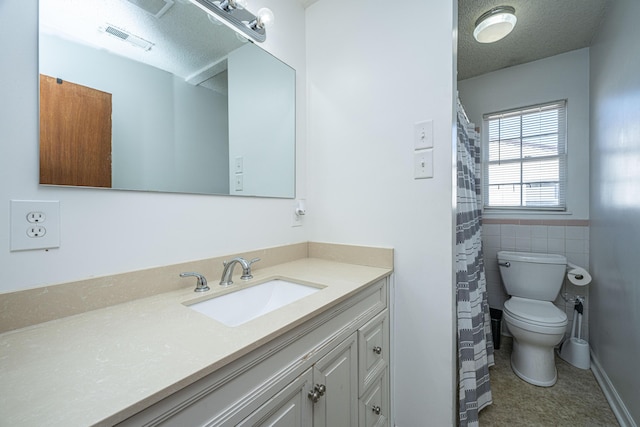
[559, 297, 590, 369]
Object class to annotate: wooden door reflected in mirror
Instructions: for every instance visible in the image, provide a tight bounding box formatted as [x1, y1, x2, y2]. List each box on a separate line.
[40, 74, 112, 188]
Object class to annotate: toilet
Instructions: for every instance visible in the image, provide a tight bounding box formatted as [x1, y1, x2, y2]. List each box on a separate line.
[497, 251, 568, 387]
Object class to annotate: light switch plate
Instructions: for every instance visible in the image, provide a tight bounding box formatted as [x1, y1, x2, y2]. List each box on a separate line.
[235, 174, 243, 191]
[414, 120, 434, 150]
[414, 149, 433, 179]
[10, 200, 60, 251]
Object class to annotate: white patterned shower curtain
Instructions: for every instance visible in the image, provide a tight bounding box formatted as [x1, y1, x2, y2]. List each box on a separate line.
[456, 100, 494, 426]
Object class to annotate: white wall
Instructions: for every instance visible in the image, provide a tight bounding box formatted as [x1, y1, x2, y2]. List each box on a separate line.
[305, 0, 457, 425]
[2, 1, 458, 425]
[41, 32, 231, 194]
[0, 0, 306, 292]
[228, 44, 295, 197]
[589, 0, 640, 424]
[458, 48, 590, 220]
[172, 76, 230, 195]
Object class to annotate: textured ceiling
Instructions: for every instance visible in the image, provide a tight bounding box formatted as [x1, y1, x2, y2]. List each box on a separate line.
[458, 0, 611, 81]
[42, 0, 612, 85]
[40, 0, 247, 82]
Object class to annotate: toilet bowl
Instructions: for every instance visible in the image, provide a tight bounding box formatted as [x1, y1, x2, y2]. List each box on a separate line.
[503, 297, 567, 386]
[497, 251, 568, 387]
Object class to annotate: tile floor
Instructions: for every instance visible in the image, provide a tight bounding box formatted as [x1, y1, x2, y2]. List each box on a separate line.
[478, 337, 619, 426]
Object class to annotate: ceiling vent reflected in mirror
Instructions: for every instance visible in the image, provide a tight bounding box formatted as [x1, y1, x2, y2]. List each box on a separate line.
[126, 0, 175, 18]
[99, 24, 155, 50]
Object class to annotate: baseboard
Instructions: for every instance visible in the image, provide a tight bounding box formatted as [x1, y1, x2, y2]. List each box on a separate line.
[590, 351, 638, 427]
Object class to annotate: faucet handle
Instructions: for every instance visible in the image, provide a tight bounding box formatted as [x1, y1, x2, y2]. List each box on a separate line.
[240, 258, 261, 280]
[180, 272, 210, 293]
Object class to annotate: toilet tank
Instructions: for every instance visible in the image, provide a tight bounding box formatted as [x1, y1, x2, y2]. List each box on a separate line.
[497, 251, 567, 301]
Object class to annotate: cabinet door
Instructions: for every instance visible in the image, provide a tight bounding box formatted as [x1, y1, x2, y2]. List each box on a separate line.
[358, 310, 389, 395]
[312, 333, 358, 427]
[359, 370, 388, 427]
[237, 368, 314, 427]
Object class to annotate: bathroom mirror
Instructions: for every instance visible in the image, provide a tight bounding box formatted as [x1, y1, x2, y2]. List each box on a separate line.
[38, 0, 295, 198]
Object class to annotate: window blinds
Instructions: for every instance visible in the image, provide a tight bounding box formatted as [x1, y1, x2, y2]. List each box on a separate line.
[483, 100, 567, 210]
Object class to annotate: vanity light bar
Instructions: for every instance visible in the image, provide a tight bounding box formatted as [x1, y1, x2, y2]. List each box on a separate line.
[189, 0, 266, 42]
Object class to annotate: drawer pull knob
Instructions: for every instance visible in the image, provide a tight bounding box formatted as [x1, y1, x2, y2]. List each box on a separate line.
[308, 384, 326, 403]
[372, 405, 382, 415]
[372, 346, 382, 355]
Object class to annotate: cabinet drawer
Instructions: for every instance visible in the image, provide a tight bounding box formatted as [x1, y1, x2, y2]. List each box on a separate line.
[358, 309, 388, 395]
[359, 370, 389, 427]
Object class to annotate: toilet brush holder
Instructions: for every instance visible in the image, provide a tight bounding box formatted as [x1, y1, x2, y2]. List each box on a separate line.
[559, 297, 590, 369]
[559, 337, 590, 369]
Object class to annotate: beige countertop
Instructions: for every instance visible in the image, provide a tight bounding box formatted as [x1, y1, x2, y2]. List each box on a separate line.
[0, 257, 391, 427]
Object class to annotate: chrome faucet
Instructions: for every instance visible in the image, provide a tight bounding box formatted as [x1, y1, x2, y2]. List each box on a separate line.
[179, 272, 210, 292]
[219, 257, 260, 287]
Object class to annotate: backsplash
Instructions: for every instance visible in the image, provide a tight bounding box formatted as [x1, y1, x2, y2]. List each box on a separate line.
[0, 242, 393, 334]
[482, 219, 590, 341]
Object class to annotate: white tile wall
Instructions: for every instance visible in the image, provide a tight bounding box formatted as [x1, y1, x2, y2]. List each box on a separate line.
[482, 223, 590, 341]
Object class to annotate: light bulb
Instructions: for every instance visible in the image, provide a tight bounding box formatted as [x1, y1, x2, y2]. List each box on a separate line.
[232, 0, 248, 9]
[255, 8, 274, 29]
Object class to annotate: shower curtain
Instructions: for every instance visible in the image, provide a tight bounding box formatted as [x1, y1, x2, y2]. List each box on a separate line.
[456, 99, 494, 426]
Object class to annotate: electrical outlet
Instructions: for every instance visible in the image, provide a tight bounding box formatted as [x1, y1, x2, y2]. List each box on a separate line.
[292, 211, 303, 227]
[10, 200, 60, 251]
[27, 226, 47, 238]
[292, 199, 305, 227]
[27, 212, 46, 223]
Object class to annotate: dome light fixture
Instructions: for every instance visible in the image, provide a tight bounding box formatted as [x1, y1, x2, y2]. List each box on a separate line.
[473, 6, 517, 44]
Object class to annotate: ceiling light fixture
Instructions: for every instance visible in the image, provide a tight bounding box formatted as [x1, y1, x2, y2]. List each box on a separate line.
[218, 0, 247, 12]
[189, 0, 273, 42]
[249, 8, 275, 30]
[473, 6, 517, 44]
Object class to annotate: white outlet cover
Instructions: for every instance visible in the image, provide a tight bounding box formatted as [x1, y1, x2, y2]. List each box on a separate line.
[10, 200, 60, 251]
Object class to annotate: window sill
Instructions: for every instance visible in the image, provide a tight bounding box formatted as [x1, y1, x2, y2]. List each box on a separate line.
[483, 209, 576, 220]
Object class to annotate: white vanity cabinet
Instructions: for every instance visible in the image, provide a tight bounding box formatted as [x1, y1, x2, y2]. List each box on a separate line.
[118, 278, 390, 427]
[240, 333, 358, 427]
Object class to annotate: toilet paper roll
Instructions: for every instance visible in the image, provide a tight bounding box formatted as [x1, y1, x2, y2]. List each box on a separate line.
[567, 263, 592, 286]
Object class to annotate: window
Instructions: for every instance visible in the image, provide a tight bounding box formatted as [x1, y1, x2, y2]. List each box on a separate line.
[482, 100, 567, 210]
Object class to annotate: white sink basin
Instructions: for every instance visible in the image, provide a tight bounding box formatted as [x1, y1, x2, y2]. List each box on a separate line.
[187, 279, 321, 327]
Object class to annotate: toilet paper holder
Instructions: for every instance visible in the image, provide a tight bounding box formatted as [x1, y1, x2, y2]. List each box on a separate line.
[567, 271, 584, 280]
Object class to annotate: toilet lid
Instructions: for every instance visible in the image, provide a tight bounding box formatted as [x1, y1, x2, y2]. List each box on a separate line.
[504, 297, 567, 326]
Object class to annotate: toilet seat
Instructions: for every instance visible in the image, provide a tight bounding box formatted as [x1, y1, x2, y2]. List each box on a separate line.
[504, 297, 567, 325]
[504, 297, 567, 334]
